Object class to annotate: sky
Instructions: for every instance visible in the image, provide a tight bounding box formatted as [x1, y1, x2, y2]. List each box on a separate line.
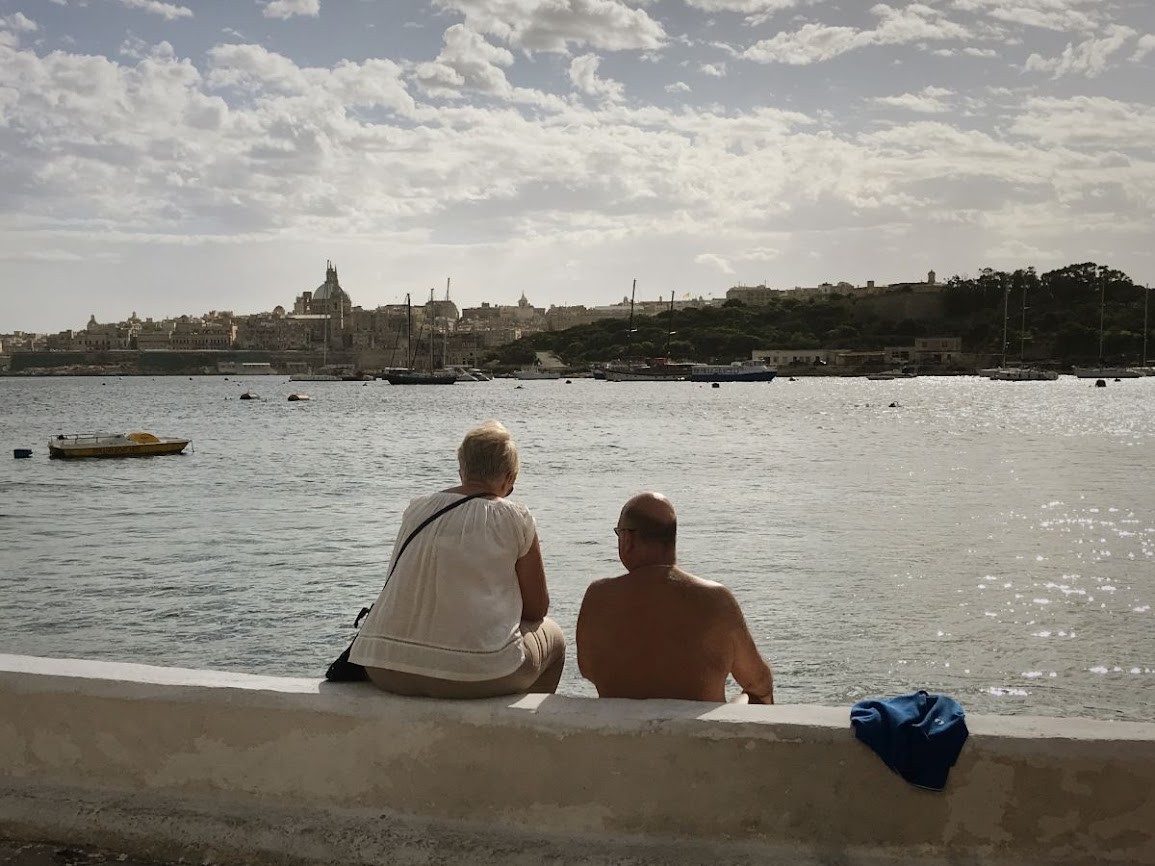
[1, 0, 1153, 333]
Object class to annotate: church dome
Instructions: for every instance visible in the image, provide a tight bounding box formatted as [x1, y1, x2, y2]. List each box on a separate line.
[313, 260, 349, 302]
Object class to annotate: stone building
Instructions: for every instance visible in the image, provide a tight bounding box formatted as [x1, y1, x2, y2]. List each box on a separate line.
[293, 261, 353, 350]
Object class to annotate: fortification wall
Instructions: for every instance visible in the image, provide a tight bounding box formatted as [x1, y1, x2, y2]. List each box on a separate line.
[1, 654, 1152, 866]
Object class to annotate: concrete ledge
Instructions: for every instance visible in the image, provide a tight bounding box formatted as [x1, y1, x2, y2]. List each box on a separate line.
[2, 654, 1154, 865]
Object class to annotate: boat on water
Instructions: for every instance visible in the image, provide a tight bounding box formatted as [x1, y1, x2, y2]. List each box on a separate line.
[383, 369, 457, 385]
[986, 366, 1059, 381]
[866, 369, 918, 381]
[1072, 367, 1142, 379]
[690, 360, 777, 383]
[983, 280, 1058, 382]
[383, 291, 456, 385]
[515, 367, 562, 380]
[49, 432, 190, 459]
[449, 366, 492, 382]
[289, 372, 342, 382]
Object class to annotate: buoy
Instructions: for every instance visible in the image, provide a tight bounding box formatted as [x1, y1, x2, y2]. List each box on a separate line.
[13, 448, 32, 459]
[240, 390, 258, 400]
[287, 393, 309, 402]
[1095, 379, 1107, 388]
[565, 379, 572, 384]
[712, 382, 720, 388]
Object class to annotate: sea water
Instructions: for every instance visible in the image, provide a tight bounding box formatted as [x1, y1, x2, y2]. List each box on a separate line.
[0, 374, 1152, 721]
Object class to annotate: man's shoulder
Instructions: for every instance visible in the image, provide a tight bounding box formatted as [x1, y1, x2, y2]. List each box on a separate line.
[582, 574, 627, 598]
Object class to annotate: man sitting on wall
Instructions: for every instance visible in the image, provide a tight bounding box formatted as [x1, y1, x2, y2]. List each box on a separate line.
[576, 492, 775, 704]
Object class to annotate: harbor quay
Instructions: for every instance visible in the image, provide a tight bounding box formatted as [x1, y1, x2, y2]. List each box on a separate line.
[2, 655, 1153, 866]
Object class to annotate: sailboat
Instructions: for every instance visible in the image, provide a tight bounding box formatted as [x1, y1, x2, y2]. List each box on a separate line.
[1073, 276, 1142, 378]
[604, 282, 687, 381]
[982, 280, 1057, 381]
[383, 291, 456, 385]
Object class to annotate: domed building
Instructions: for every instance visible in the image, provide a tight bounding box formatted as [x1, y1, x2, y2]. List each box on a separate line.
[293, 261, 353, 349]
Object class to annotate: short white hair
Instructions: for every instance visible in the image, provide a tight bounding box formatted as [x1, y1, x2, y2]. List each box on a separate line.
[457, 420, 519, 484]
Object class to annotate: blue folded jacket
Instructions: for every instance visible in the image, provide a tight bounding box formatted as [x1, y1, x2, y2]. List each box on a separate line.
[850, 690, 969, 791]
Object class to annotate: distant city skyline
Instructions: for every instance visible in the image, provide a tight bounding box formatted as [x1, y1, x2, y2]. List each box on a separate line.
[2, 0, 1152, 333]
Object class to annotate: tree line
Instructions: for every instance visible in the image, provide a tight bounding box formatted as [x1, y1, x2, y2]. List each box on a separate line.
[486, 262, 1152, 368]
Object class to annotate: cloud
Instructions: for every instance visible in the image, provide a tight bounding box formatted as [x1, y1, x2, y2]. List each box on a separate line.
[1010, 95, 1155, 148]
[119, 0, 193, 21]
[700, 62, 726, 77]
[1130, 33, 1155, 62]
[743, 5, 972, 65]
[695, 253, 735, 274]
[874, 86, 954, 113]
[414, 24, 515, 99]
[1024, 25, 1137, 78]
[430, 0, 666, 52]
[2, 12, 38, 32]
[262, 0, 321, 20]
[665, 81, 691, 93]
[950, 0, 1102, 33]
[569, 54, 624, 102]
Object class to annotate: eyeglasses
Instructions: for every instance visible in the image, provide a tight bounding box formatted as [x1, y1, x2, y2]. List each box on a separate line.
[613, 527, 635, 538]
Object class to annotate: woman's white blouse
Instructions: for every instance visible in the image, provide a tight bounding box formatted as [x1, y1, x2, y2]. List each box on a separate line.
[350, 492, 537, 681]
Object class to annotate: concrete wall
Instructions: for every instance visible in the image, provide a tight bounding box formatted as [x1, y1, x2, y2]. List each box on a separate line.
[1, 654, 1153, 866]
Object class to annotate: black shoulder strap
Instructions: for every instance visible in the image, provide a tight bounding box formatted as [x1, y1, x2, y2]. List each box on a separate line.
[389, 492, 490, 577]
[352, 492, 492, 629]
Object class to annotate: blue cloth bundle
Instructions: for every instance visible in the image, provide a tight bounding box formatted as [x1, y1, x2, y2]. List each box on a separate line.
[850, 690, 969, 791]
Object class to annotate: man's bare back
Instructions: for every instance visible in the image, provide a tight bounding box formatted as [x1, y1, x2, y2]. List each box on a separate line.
[577, 494, 774, 703]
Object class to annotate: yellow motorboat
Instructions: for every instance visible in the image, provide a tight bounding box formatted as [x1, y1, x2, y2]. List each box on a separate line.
[48, 432, 191, 459]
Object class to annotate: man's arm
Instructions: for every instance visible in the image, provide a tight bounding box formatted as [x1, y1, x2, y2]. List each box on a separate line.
[724, 590, 775, 704]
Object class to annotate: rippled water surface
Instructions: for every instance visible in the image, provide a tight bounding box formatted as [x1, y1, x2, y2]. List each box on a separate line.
[1, 374, 1152, 720]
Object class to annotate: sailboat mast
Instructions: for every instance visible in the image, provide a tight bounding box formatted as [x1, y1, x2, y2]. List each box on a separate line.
[665, 291, 675, 357]
[1000, 280, 1009, 368]
[627, 279, 637, 358]
[1144, 283, 1150, 368]
[1019, 282, 1028, 364]
[406, 293, 413, 370]
[1098, 273, 1106, 365]
[429, 288, 436, 372]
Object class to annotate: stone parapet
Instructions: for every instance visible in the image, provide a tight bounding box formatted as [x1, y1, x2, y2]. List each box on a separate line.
[1, 654, 1153, 865]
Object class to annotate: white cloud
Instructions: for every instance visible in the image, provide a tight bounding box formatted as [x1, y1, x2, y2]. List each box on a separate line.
[700, 62, 726, 77]
[262, 0, 321, 20]
[2, 12, 38, 32]
[1010, 95, 1155, 148]
[569, 54, 624, 102]
[665, 81, 691, 93]
[1130, 34, 1155, 62]
[119, 0, 193, 21]
[1024, 26, 1137, 78]
[743, 5, 972, 65]
[696, 253, 735, 273]
[950, 0, 1102, 33]
[874, 86, 954, 113]
[430, 0, 666, 52]
[414, 25, 515, 99]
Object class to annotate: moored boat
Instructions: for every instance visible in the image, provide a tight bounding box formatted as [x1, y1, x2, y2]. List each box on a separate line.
[988, 367, 1059, 381]
[48, 432, 190, 459]
[689, 361, 777, 383]
[1073, 367, 1142, 379]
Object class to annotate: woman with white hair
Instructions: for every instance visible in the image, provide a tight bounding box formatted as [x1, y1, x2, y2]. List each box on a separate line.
[351, 420, 565, 698]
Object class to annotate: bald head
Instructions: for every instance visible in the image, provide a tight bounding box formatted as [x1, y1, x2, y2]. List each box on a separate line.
[620, 493, 677, 547]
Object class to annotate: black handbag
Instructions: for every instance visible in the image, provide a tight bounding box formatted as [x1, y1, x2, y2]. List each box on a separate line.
[324, 492, 490, 682]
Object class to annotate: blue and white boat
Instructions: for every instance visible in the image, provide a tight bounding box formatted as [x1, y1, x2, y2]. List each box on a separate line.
[690, 361, 777, 383]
